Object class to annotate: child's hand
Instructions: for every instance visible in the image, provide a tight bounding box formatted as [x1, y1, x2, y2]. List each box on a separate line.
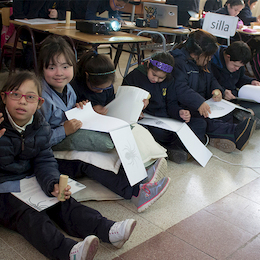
[143, 99, 149, 110]
[198, 102, 211, 118]
[0, 113, 6, 138]
[93, 105, 108, 115]
[64, 119, 82, 136]
[48, 9, 58, 18]
[75, 100, 89, 109]
[251, 80, 260, 86]
[224, 89, 236, 100]
[51, 184, 71, 199]
[212, 89, 222, 102]
[179, 109, 191, 123]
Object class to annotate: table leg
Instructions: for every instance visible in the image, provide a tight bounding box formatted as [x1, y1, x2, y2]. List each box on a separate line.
[113, 43, 123, 68]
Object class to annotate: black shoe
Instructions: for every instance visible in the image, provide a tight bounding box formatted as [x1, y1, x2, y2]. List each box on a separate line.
[235, 118, 256, 151]
[233, 110, 260, 130]
[167, 148, 189, 164]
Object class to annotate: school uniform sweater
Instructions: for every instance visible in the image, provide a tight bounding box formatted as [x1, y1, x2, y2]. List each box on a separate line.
[211, 45, 255, 96]
[69, 0, 122, 20]
[12, 0, 69, 20]
[122, 64, 183, 121]
[170, 47, 223, 116]
[0, 104, 59, 195]
[204, 0, 222, 12]
[238, 4, 257, 26]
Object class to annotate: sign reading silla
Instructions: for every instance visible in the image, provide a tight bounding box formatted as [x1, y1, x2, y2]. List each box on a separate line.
[202, 13, 238, 39]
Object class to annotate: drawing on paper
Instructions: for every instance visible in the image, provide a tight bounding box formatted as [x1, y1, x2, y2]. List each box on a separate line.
[123, 141, 140, 165]
[27, 198, 49, 211]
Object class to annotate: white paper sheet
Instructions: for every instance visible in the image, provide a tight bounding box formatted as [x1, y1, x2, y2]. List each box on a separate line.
[110, 126, 147, 186]
[65, 102, 128, 132]
[12, 177, 86, 212]
[206, 98, 250, 119]
[139, 114, 212, 167]
[238, 84, 260, 103]
[14, 18, 76, 25]
[65, 103, 147, 186]
[106, 86, 150, 124]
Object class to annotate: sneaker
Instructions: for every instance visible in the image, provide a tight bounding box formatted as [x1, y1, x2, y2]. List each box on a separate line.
[167, 148, 189, 164]
[209, 138, 236, 153]
[70, 235, 99, 260]
[235, 117, 256, 151]
[132, 177, 171, 213]
[109, 219, 137, 249]
[142, 158, 167, 184]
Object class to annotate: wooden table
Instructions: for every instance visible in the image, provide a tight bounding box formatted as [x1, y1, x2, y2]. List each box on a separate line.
[10, 20, 151, 68]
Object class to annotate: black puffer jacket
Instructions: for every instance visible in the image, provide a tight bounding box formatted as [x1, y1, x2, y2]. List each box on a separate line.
[0, 105, 60, 196]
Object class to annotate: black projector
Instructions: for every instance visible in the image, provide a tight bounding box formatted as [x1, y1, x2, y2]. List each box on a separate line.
[76, 20, 113, 34]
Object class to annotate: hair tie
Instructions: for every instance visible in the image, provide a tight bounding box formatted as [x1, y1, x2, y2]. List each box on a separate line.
[88, 69, 116, 76]
[149, 59, 173, 73]
[93, 50, 98, 57]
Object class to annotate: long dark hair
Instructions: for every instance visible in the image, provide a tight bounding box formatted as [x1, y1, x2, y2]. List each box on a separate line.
[224, 0, 245, 7]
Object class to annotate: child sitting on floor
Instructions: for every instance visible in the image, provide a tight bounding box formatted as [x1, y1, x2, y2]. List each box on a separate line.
[0, 70, 137, 260]
[38, 35, 170, 213]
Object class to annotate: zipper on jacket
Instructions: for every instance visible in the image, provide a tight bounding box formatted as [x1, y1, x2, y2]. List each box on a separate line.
[21, 131, 25, 151]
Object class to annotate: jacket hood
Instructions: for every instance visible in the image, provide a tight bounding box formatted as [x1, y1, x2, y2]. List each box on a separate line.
[170, 48, 188, 60]
[211, 45, 227, 69]
[136, 63, 148, 76]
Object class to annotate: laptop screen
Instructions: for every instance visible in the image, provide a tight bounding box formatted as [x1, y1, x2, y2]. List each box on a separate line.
[143, 3, 178, 28]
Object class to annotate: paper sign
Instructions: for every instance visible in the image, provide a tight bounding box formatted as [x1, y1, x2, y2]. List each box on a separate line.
[139, 114, 212, 167]
[206, 98, 250, 119]
[12, 177, 86, 211]
[202, 13, 238, 39]
[106, 86, 150, 124]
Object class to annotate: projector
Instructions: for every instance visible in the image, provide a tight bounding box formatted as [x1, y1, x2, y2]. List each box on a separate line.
[76, 20, 121, 34]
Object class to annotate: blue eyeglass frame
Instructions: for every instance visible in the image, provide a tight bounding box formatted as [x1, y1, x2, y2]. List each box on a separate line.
[89, 82, 114, 91]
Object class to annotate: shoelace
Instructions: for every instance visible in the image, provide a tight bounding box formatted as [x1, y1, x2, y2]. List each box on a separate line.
[140, 182, 157, 195]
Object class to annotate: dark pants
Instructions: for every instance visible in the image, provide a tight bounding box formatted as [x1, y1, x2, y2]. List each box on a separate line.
[57, 159, 140, 199]
[0, 194, 114, 260]
[144, 116, 236, 149]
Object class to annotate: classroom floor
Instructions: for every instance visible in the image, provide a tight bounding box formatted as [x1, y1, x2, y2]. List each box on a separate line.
[1, 49, 260, 260]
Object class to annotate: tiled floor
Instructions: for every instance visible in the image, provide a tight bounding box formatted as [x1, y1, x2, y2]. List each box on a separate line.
[1, 49, 260, 260]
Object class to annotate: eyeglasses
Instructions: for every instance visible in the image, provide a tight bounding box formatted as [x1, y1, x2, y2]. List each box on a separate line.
[89, 83, 114, 91]
[5, 91, 42, 103]
[112, 0, 125, 10]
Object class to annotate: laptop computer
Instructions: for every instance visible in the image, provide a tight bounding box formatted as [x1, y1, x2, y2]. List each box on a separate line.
[143, 3, 178, 28]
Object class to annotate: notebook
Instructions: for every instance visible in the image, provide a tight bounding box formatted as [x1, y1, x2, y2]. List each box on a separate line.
[143, 3, 178, 28]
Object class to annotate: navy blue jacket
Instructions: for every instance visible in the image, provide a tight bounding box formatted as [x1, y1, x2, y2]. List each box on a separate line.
[69, 0, 122, 20]
[170, 47, 223, 115]
[204, 0, 222, 12]
[122, 64, 183, 121]
[238, 4, 257, 26]
[211, 45, 255, 96]
[0, 105, 60, 196]
[71, 76, 115, 106]
[12, 0, 69, 20]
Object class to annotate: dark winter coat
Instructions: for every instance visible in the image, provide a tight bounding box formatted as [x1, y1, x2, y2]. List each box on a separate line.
[0, 105, 60, 196]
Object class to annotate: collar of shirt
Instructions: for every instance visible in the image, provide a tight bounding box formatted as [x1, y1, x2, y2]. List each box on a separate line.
[5, 107, 34, 133]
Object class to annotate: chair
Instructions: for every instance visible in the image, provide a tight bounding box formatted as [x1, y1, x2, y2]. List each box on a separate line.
[202, 12, 238, 46]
